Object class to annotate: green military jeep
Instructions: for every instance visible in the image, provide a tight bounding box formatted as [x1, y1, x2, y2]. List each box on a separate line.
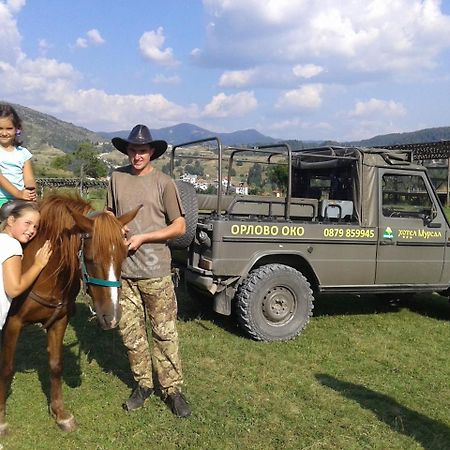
[171, 138, 450, 341]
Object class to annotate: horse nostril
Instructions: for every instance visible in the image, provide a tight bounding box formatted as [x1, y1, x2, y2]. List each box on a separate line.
[102, 314, 118, 329]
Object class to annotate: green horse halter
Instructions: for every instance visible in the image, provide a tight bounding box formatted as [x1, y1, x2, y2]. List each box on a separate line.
[79, 232, 122, 289]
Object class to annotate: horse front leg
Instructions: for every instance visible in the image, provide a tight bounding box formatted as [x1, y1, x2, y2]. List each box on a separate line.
[0, 318, 23, 435]
[47, 316, 76, 432]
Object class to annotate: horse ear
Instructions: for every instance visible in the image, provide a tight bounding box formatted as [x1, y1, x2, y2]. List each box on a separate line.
[70, 209, 94, 233]
[117, 204, 142, 226]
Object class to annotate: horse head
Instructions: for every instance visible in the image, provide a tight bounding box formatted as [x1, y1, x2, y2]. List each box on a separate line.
[69, 206, 141, 330]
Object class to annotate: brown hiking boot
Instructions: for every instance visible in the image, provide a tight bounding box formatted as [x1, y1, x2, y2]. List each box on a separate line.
[123, 385, 154, 412]
[165, 391, 191, 418]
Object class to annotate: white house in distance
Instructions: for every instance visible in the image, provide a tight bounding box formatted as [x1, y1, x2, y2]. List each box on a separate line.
[180, 173, 208, 191]
[235, 182, 248, 195]
[180, 172, 249, 194]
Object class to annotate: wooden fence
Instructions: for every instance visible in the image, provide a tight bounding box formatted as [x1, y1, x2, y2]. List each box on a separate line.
[36, 177, 108, 197]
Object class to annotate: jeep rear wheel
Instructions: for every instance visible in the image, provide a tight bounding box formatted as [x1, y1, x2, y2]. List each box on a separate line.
[235, 264, 314, 341]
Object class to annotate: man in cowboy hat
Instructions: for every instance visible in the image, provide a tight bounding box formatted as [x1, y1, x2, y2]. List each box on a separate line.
[106, 124, 191, 418]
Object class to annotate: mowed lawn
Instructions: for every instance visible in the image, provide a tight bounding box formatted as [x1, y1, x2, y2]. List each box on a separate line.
[1, 285, 449, 450]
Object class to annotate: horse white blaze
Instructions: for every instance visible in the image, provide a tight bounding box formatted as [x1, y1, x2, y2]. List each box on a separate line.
[107, 261, 120, 321]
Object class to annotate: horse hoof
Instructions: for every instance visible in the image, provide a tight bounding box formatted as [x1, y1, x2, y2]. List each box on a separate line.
[0, 422, 9, 436]
[56, 415, 76, 432]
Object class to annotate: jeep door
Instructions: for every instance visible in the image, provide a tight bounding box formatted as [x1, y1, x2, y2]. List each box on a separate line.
[375, 170, 447, 284]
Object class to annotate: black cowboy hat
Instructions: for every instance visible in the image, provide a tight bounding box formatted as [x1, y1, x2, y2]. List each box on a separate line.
[112, 124, 168, 160]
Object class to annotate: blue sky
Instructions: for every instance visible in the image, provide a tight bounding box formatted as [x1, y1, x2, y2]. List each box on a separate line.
[1, 0, 450, 141]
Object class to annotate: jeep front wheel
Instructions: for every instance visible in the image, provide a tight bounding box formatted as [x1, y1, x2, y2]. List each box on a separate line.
[235, 264, 314, 341]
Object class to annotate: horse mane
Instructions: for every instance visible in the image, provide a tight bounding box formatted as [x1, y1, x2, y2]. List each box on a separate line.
[38, 192, 92, 290]
[37, 192, 127, 294]
[92, 213, 128, 263]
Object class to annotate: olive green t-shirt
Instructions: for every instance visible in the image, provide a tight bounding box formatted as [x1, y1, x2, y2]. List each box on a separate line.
[107, 166, 184, 279]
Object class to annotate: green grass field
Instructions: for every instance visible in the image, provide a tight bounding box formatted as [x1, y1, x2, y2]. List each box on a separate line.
[1, 287, 450, 449]
[1, 194, 449, 449]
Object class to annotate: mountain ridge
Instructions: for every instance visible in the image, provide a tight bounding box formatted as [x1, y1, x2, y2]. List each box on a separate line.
[4, 101, 450, 152]
[98, 122, 279, 146]
[9, 103, 104, 153]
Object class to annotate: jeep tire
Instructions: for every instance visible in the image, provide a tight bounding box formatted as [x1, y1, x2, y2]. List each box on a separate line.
[169, 180, 199, 249]
[235, 264, 314, 341]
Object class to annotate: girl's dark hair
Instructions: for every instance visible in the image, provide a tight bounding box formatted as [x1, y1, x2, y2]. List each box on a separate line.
[0, 200, 39, 224]
[0, 104, 23, 146]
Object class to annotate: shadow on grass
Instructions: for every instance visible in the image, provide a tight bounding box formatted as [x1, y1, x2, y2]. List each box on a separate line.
[316, 373, 450, 450]
[314, 292, 450, 322]
[69, 301, 134, 389]
[176, 278, 450, 339]
[176, 282, 246, 338]
[10, 323, 81, 404]
[70, 288, 241, 389]
[396, 294, 450, 322]
[313, 293, 404, 317]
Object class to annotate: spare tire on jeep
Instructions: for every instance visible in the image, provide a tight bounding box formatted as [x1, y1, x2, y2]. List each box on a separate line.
[169, 180, 198, 249]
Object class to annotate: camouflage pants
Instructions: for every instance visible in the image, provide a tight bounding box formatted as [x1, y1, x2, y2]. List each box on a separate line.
[119, 276, 183, 395]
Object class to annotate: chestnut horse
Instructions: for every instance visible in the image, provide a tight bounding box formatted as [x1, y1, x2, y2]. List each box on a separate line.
[0, 193, 139, 433]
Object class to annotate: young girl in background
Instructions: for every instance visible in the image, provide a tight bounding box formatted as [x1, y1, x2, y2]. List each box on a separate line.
[0, 104, 37, 206]
[0, 200, 52, 329]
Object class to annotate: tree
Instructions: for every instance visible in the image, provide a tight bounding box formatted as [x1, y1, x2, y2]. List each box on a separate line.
[247, 163, 263, 188]
[184, 164, 195, 174]
[184, 161, 204, 176]
[70, 142, 108, 178]
[161, 162, 171, 174]
[267, 164, 289, 193]
[51, 154, 72, 171]
[50, 142, 108, 178]
[193, 160, 204, 176]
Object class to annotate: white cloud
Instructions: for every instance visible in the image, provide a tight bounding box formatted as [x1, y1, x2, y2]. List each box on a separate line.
[0, 57, 78, 94]
[218, 65, 315, 89]
[292, 64, 324, 79]
[200, 0, 450, 76]
[350, 98, 407, 118]
[204, 0, 306, 25]
[0, 1, 24, 63]
[6, 0, 25, 13]
[49, 90, 198, 130]
[0, 52, 194, 131]
[218, 69, 257, 87]
[0, 4, 191, 132]
[345, 120, 410, 142]
[276, 84, 323, 110]
[38, 38, 52, 56]
[202, 91, 258, 118]
[190, 47, 202, 59]
[1, 0, 448, 141]
[86, 29, 105, 45]
[75, 38, 88, 49]
[139, 27, 179, 67]
[1, 59, 199, 129]
[74, 29, 105, 49]
[269, 118, 332, 132]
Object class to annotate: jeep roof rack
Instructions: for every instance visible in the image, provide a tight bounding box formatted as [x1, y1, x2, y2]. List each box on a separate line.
[374, 140, 450, 161]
